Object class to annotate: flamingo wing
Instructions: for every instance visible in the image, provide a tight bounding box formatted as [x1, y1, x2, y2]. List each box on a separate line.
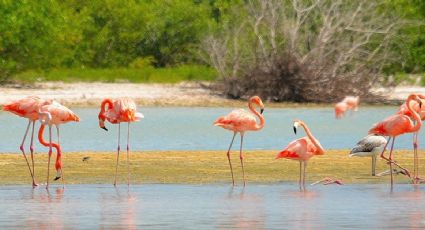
[276, 138, 308, 160]
[214, 109, 257, 131]
[350, 135, 387, 156]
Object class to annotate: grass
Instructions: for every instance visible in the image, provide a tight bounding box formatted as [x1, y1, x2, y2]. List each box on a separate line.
[12, 65, 217, 84]
[0, 150, 422, 186]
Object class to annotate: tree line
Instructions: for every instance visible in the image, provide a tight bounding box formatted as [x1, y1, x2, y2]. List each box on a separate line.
[0, 0, 424, 101]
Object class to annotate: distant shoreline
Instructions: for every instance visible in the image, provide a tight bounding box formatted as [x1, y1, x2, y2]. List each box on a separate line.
[0, 81, 421, 107]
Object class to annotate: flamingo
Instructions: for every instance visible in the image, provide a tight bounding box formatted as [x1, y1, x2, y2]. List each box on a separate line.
[276, 120, 325, 190]
[397, 94, 425, 183]
[38, 101, 80, 189]
[343, 96, 360, 111]
[214, 96, 265, 186]
[98, 98, 143, 186]
[2, 96, 51, 187]
[334, 101, 348, 119]
[368, 94, 422, 187]
[349, 134, 387, 176]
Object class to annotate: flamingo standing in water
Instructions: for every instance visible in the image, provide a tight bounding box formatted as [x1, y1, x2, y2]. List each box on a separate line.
[397, 94, 425, 183]
[38, 101, 80, 189]
[369, 94, 422, 187]
[276, 120, 325, 190]
[98, 98, 143, 186]
[3, 96, 51, 187]
[214, 96, 265, 186]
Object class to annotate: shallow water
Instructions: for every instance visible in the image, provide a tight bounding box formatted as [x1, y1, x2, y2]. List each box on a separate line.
[1, 184, 425, 229]
[0, 106, 418, 152]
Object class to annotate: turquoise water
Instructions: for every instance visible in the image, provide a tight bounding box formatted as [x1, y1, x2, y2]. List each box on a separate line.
[1, 184, 425, 229]
[0, 107, 418, 153]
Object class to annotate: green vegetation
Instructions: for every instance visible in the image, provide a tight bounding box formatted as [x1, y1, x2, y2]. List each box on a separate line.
[0, 0, 423, 89]
[0, 150, 419, 185]
[14, 65, 217, 83]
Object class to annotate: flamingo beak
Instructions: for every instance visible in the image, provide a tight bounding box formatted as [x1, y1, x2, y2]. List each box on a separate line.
[293, 126, 297, 134]
[54, 169, 62, 181]
[101, 126, 108, 131]
[260, 108, 264, 114]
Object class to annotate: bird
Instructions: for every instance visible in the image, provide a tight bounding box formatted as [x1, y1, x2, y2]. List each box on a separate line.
[349, 134, 388, 176]
[275, 119, 325, 191]
[82, 156, 91, 162]
[397, 94, 425, 184]
[37, 101, 80, 189]
[213, 96, 265, 186]
[334, 101, 348, 119]
[334, 96, 360, 119]
[2, 96, 52, 187]
[98, 98, 144, 186]
[368, 94, 422, 187]
[343, 96, 360, 111]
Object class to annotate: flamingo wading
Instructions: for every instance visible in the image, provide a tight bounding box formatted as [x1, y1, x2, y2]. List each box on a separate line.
[98, 98, 143, 186]
[3, 96, 51, 187]
[368, 94, 422, 187]
[276, 120, 325, 190]
[38, 101, 80, 189]
[214, 96, 265, 186]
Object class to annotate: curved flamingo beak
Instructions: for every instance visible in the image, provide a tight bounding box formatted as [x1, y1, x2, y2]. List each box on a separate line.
[54, 169, 62, 181]
[260, 108, 264, 114]
[99, 119, 108, 131]
[293, 121, 300, 135]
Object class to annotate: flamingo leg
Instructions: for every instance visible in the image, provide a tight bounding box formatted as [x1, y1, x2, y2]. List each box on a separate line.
[114, 123, 121, 186]
[239, 133, 246, 187]
[380, 137, 410, 177]
[299, 161, 302, 190]
[46, 125, 53, 189]
[126, 122, 131, 187]
[389, 137, 395, 187]
[413, 132, 420, 184]
[19, 120, 36, 187]
[29, 121, 38, 187]
[56, 126, 65, 188]
[302, 161, 307, 191]
[226, 132, 237, 186]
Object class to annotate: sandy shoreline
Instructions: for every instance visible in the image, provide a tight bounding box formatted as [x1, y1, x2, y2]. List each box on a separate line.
[0, 82, 422, 107]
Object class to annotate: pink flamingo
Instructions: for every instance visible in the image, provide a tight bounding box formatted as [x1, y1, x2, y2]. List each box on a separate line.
[276, 120, 325, 190]
[369, 94, 422, 187]
[98, 98, 144, 186]
[397, 94, 425, 183]
[214, 96, 265, 186]
[343, 96, 360, 111]
[38, 101, 80, 189]
[3, 96, 51, 187]
[334, 102, 348, 119]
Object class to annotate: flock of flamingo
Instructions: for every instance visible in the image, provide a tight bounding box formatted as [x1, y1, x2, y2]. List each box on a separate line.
[2, 93, 424, 190]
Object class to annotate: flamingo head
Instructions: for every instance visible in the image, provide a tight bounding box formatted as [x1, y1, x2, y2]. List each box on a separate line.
[54, 158, 62, 181]
[249, 96, 264, 114]
[293, 119, 303, 135]
[38, 110, 52, 125]
[98, 113, 108, 131]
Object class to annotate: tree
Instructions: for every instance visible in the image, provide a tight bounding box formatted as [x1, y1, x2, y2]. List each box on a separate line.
[203, 0, 404, 102]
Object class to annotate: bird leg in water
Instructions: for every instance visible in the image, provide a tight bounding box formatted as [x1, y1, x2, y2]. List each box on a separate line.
[46, 125, 53, 189]
[19, 120, 37, 187]
[29, 121, 38, 187]
[114, 123, 121, 186]
[239, 134, 246, 187]
[226, 132, 237, 186]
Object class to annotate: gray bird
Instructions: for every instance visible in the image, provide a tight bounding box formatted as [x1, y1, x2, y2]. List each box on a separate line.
[349, 134, 387, 176]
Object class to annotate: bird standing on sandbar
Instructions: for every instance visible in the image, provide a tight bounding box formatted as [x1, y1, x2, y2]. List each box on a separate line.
[98, 98, 143, 186]
[214, 96, 265, 186]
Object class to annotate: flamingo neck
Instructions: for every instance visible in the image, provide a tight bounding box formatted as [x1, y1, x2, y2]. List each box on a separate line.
[248, 101, 265, 131]
[300, 122, 324, 154]
[407, 97, 422, 132]
[38, 124, 62, 169]
[99, 99, 113, 119]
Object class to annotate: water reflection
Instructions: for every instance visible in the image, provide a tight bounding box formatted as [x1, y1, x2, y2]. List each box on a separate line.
[0, 184, 425, 228]
[219, 187, 265, 229]
[99, 187, 138, 229]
